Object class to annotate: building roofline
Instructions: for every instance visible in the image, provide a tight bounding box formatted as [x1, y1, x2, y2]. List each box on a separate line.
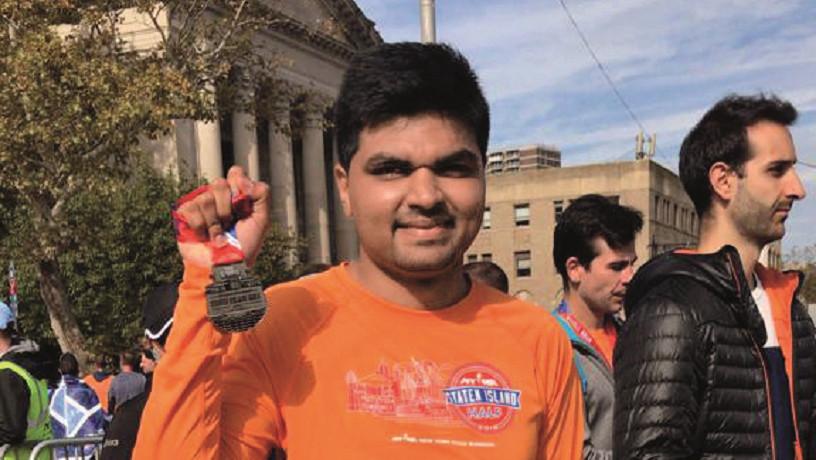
[488, 143, 560, 153]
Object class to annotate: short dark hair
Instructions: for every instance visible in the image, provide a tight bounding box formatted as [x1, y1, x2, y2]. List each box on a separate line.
[553, 194, 643, 288]
[334, 42, 490, 171]
[59, 353, 80, 376]
[119, 350, 140, 371]
[679, 93, 797, 216]
[463, 261, 509, 293]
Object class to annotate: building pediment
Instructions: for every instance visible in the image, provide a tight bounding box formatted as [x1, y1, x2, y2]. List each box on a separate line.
[269, 0, 382, 60]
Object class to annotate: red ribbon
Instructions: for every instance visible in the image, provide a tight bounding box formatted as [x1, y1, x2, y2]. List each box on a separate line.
[558, 311, 617, 369]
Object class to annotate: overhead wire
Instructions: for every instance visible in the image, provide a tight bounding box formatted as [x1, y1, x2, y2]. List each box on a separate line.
[555, 0, 671, 163]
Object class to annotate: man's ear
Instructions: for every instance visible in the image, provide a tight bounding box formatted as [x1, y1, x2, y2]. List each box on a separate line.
[565, 256, 584, 285]
[708, 161, 739, 203]
[334, 164, 353, 218]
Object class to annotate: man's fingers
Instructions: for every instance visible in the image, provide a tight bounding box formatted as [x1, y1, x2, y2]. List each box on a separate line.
[177, 202, 208, 242]
[210, 179, 233, 230]
[197, 191, 224, 242]
[249, 181, 270, 220]
[226, 166, 247, 196]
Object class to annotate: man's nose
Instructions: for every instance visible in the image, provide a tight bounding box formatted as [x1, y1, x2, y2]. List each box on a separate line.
[621, 265, 636, 286]
[786, 168, 807, 201]
[406, 167, 443, 208]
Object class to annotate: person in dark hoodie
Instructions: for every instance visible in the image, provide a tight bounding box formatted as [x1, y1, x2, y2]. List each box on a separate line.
[0, 300, 53, 460]
[614, 94, 816, 459]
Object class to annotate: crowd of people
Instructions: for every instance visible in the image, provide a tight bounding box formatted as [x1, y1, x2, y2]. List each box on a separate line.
[1, 40, 814, 460]
[0, 281, 178, 460]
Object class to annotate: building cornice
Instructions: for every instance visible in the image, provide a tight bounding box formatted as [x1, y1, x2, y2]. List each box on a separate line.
[316, 0, 383, 49]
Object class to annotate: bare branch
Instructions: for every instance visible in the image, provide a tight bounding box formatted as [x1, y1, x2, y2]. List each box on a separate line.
[208, 0, 249, 58]
[146, 4, 168, 48]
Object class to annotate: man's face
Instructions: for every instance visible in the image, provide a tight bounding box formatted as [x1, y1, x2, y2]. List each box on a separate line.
[574, 238, 637, 317]
[729, 121, 806, 246]
[140, 352, 156, 374]
[336, 114, 485, 280]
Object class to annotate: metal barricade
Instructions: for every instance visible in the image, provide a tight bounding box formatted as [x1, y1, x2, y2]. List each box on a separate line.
[30, 436, 104, 460]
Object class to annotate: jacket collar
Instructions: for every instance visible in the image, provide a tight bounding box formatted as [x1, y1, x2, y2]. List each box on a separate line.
[626, 245, 768, 342]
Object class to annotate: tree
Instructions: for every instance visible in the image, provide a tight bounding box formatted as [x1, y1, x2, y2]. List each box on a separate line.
[784, 244, 816, 306]
[1, 160, 302, 357]
[0, 0, 302, 363]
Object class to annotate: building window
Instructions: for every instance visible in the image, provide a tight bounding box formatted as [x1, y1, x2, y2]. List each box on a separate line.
[654, 195, 660, 221]
[673, 204, 678, 227]
[515, 251, 531, 277]
[514, 204, 530, 226]
[482, 207, 491, 229]
[481, 253, 492, 263]
[467, 254, 478, 263]
[554, 200, 564, 222]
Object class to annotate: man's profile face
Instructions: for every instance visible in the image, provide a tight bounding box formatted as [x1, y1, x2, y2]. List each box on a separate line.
[336, 113, 485, 279]
[140, 352, 156, 374]
[574, 238, 637, 317]
[729, 121, 806, 245]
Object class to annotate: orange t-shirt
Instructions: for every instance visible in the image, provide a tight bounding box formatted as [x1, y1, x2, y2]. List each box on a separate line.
[587, 324, 616, 367]
[134, 263, 583, 459]
[82, 374, 111, 413]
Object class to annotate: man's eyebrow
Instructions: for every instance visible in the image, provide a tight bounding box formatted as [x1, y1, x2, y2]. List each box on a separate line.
[363, 153, 413, 167]
[767, 159, 796, 168]
[431, 149, 482, 167]
[363, 149, 482, 169]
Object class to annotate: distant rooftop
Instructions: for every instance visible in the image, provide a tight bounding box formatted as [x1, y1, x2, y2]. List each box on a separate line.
[486, 144, 561, 175]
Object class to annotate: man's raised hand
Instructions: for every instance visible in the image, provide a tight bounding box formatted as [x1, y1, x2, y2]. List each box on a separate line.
[174, 166, 270, 269]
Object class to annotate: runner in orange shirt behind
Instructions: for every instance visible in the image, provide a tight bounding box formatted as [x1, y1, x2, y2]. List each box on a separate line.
[134, 42, 583, 460]
[82, 356, 112, 415]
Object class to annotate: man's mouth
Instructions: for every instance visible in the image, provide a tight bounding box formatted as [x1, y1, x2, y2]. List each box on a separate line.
[394, 217, 455, 231]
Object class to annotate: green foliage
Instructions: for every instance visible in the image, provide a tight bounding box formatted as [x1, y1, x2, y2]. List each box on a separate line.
[1, 162, 302, 353]
[0, 0, 299, 357]
[784, 244, 816, 305]
[799, 264, 816, 306]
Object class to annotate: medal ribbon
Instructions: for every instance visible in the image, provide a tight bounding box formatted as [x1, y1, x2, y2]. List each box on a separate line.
[171, 185, 253, 265]
[557, 300, 616, 369]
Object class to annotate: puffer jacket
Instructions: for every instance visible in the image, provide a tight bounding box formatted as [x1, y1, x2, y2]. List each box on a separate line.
[614, 245, 816, 459]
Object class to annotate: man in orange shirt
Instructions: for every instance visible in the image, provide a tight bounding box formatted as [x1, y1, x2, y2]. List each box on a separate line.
[134, 42, 583, 459]
[552, 194, 642, 460]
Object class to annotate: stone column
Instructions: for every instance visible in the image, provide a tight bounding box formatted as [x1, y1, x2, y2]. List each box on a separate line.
[268, 104, 297, 235]
[196, 119, 223, 181]
[331, 136, 358, 261]
[232, 110, 260, 180]
[301, 110, 331, 264]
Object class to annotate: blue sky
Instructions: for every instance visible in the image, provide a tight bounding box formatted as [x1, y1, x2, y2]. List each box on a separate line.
[354, 0, 816, 253]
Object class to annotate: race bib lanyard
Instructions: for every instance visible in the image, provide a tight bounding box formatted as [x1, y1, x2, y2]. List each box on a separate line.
[172, 185, 267, 333]
[556, 300, 616, 369]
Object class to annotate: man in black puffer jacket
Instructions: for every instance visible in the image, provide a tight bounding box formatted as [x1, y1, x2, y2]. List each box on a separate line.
[614, 94, 816, 459]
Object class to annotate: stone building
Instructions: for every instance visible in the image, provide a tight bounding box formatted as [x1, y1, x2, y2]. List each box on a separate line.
[467, 157, 699, 307]
[127, 1, 382, 264]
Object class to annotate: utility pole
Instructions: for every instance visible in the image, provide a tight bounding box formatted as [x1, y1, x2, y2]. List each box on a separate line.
[420, 0, 436, 43]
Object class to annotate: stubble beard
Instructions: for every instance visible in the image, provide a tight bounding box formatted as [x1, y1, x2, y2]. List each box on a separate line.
[392, 239, 461, 273]
[731, 187, 785, 246]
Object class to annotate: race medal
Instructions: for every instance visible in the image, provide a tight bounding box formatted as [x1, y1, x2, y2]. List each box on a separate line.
[206, 260, 267, 333]
[173, 186, 267, 333]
